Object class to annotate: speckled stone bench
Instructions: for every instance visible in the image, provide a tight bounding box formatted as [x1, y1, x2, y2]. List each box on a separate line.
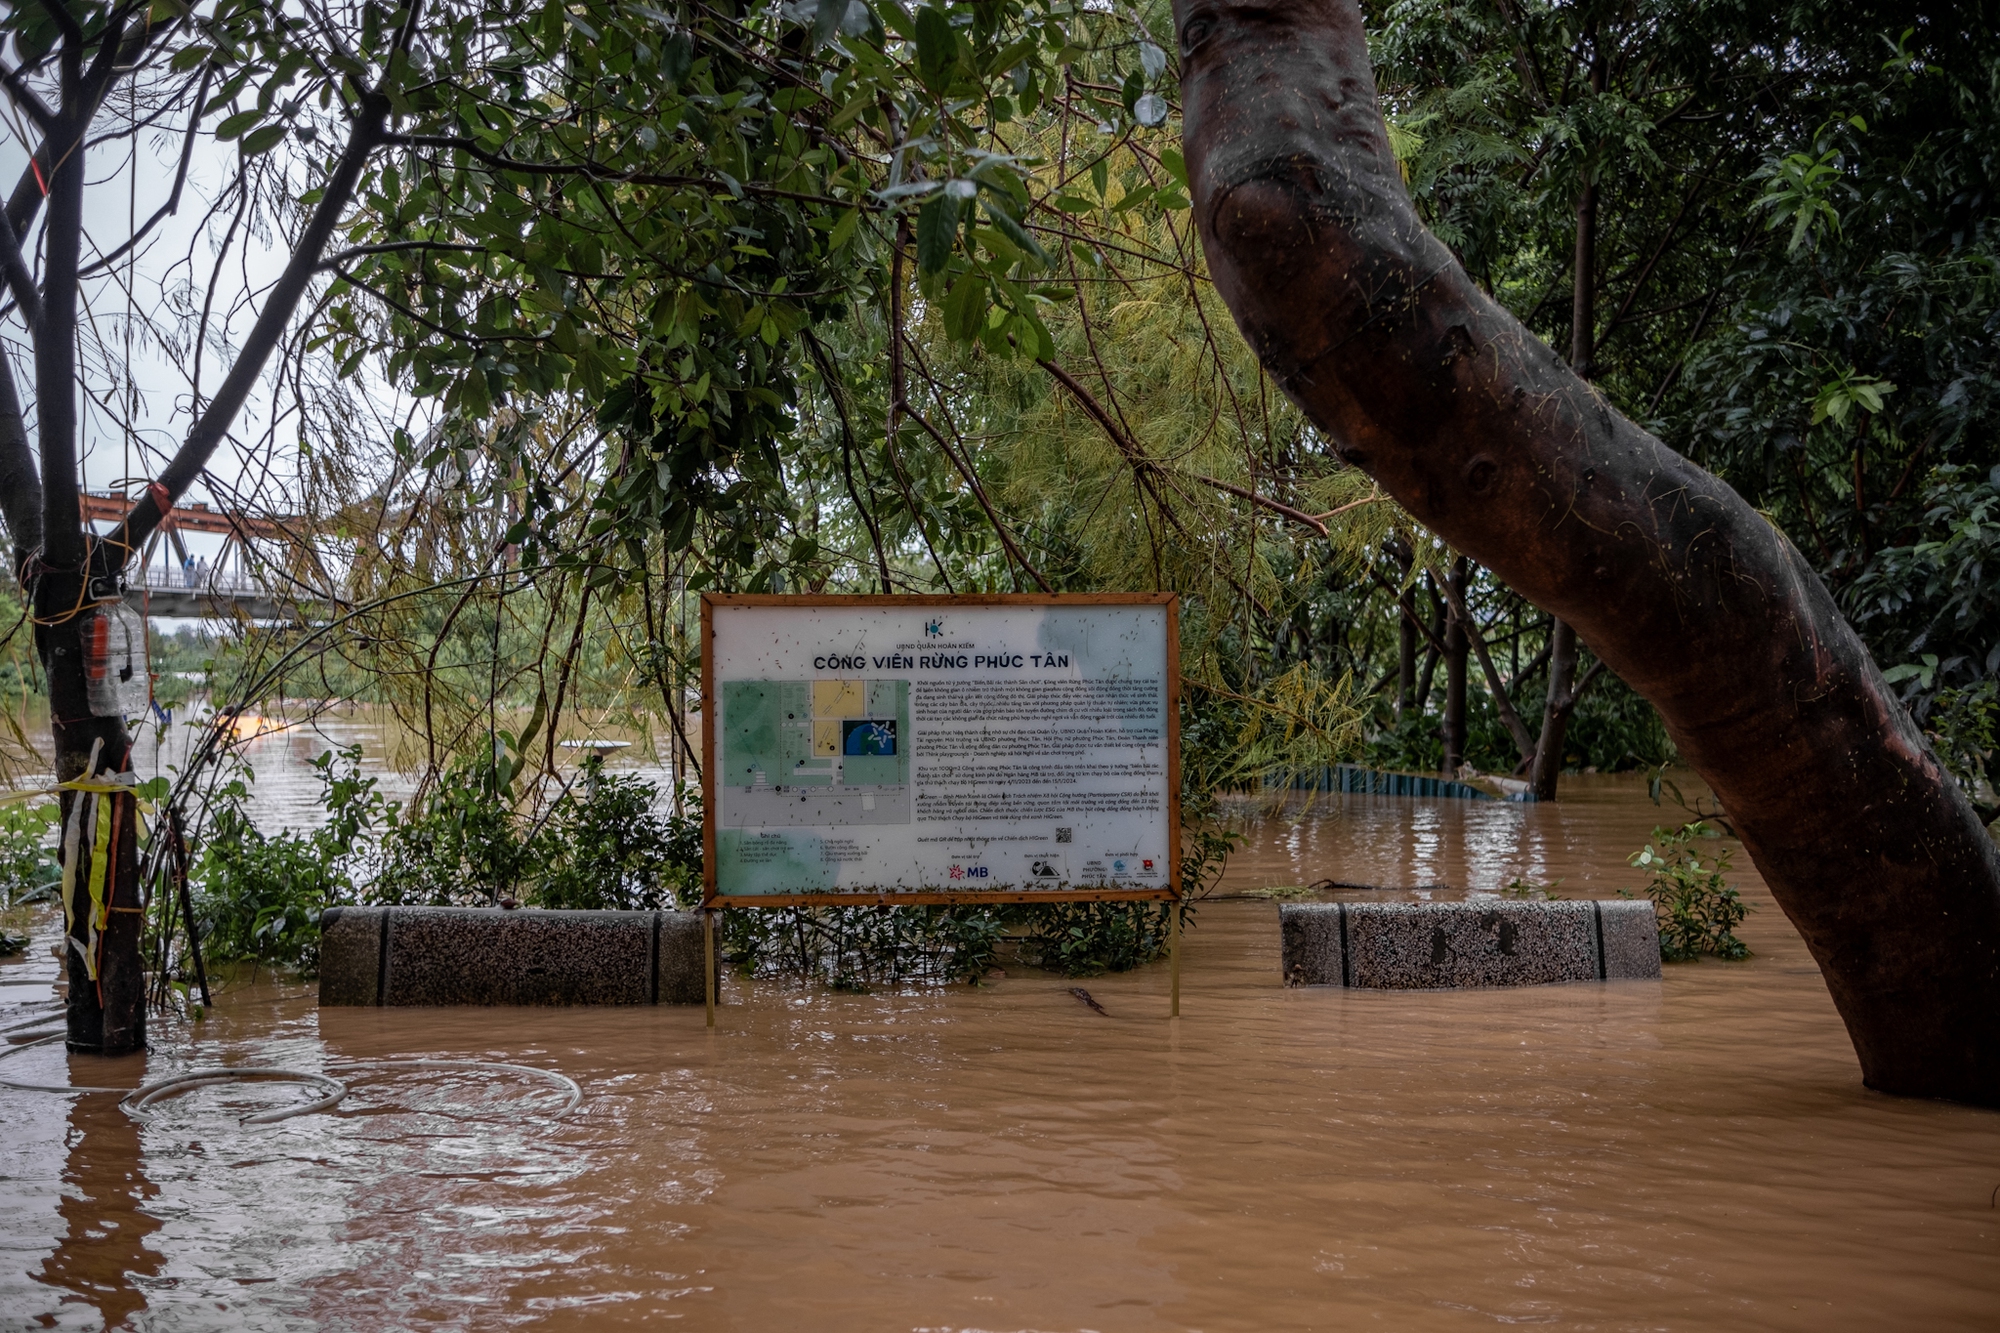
[319, 906, 711, 1006]
[1279, 899, 1661, 988]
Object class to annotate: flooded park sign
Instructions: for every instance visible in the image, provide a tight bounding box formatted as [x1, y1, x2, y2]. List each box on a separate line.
[702, 594, 1181, 908]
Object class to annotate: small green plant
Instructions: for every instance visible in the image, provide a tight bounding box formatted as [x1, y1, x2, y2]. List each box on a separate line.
[1501, 876, 1561, 900]
[0, 796, 59, 906]
[531, 762, 703, 911]
[1014, 899, 1182, 976]
[1916, 680, 1997, 806]
[1627, 822, 1751, 961]
[193, 746, 388, 974]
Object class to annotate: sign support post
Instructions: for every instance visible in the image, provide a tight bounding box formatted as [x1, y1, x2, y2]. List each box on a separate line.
[703, 909, 715, 1028]
[1170, 900, 1181, 1018]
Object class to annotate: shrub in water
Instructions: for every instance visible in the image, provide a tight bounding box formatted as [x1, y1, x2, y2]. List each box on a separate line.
[531, 762, 702, 911]
[0, 797, 58, 907]
[1627, 821, 1751, 961]
[193, 746, 388, 974]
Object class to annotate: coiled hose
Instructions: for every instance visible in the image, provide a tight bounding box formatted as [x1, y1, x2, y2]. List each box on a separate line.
[1, 1031, 581, 1123]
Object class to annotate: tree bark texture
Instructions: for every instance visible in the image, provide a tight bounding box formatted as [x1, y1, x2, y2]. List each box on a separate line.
[1175, 0, 2000, 1103]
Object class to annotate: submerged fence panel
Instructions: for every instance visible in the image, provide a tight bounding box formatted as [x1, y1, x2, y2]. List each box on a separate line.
[1284, 764, 1521, 801]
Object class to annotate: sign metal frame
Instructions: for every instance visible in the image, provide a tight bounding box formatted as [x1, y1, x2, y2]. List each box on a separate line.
[699, 592, 1182, 909]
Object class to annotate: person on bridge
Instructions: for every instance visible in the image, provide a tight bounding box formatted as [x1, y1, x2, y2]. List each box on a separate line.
[194, 556, 210, 589]
[181, 555, 195, 588]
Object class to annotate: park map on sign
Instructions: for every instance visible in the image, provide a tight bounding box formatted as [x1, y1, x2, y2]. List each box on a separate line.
[705, 598, 1178, 904]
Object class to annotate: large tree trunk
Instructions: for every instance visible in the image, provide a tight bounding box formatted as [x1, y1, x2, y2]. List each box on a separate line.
[1175, 0, 2000, 1103]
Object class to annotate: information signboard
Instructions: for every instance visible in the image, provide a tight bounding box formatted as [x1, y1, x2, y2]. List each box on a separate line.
[701, 594, 1180, 906]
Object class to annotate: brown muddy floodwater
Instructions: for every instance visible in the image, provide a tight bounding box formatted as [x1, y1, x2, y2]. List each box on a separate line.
[4, 773, 2000, 1330]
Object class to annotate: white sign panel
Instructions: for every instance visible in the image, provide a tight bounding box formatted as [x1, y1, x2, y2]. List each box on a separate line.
[703, 595, 1179, 902]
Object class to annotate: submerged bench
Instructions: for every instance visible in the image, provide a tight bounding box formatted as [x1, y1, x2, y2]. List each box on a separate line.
[1280, 899, 1661, 988]
[319, 906, 710, 1007]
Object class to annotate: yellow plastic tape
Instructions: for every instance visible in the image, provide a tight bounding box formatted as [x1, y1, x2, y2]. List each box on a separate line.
[9, 773, 159, 982]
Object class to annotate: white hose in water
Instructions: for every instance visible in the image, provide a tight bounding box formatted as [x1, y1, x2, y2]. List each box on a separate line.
[5, 1038, 351, 1122]
[2, 1032, 583, 1123]
[338, 1058, 585, 1115]
[0, 1006, 65, 1037]
[122, 1068, 350, 1125]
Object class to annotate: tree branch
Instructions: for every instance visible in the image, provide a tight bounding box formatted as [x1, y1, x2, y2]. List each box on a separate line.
[1037, 356, 1187, 530]
[0, 209, 42, 332]
[5, 15, 175, 243]
[1195, 472, 1327, 535]
[71, 66, 210, 285]
[0, 344, 39, 581]
[100, 17, 418, 571]
[316, 239, 486, 269]
[900, 402, 1053, 593]
[384, 133, 863, 209]
[0, 57, 56, 131]
[35, 16, 103, 574]
[1440, 568, 1537, 761]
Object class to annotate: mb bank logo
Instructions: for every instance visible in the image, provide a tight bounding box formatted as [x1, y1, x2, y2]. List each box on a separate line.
[924, 618, 944, 638]
[948, 865, 990, 881]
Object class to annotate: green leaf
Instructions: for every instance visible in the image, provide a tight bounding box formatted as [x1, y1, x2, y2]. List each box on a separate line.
[214, 109, 263, 141]
[828, 207, 862, 248]
[944, 272, 987, 342]
[982, 201, 1049, 267]
[915, 193, 960, 273]
[811, 0, 845, 49]
[239, 124, 288, 157]
[914, 6, 958, 89]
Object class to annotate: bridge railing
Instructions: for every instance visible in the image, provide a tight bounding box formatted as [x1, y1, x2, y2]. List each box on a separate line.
[130, 568, 274, 596]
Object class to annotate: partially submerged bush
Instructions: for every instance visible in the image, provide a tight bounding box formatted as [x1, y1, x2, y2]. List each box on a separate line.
[723, 904, 1010, 988]
[0, 797, 58, 906]
[1015, 900, 1180, 976]
[177, 745, 1230, 988]
[1627, 822, 1751, 961]
[192, 746, 387, 974]
[373, 755, 701, 910]
[532, 764, 702, 911]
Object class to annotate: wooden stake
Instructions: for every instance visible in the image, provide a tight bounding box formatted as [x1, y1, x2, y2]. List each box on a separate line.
[704, 908, 716, 1028]
[1169, 898, 1181, 1018]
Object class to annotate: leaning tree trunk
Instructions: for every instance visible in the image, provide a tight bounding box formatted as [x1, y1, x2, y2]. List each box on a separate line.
[1175, 0, 2000, 1103]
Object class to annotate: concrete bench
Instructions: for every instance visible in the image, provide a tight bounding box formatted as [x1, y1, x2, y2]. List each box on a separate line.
[1280, 899, 1661, 989]
[320, 906, 711, 1006]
